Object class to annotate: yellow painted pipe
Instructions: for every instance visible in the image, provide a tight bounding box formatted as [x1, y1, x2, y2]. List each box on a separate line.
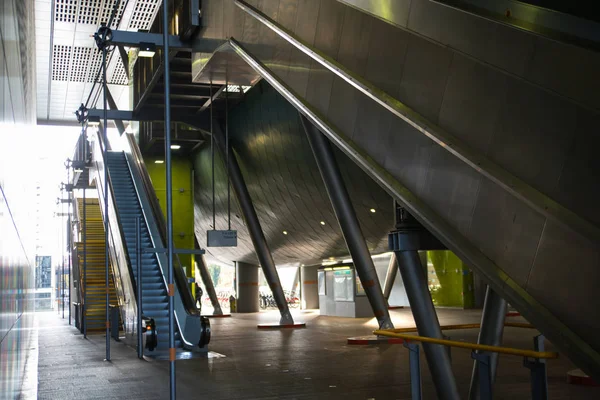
[373, 330, 558, 359]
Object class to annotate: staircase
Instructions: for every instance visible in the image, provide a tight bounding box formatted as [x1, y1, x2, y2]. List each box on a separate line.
[106, 151, 182, 350]
[75, 197, 121, 332]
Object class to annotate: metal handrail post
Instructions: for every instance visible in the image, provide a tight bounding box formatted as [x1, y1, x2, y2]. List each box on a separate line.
[404, 342, 422, 400]
[524, 335, 549, 400]
[472, 352, 493, 400]
[137, 217, 143, 359]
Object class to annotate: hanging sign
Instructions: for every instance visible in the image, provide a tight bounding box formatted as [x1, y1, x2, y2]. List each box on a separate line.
[207, 230, 238, 247]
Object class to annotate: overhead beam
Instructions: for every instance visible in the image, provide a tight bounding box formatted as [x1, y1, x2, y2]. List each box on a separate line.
[109, 30, 225, 53]
[87, 108, 211, 131]
[105, 88, 126, 135]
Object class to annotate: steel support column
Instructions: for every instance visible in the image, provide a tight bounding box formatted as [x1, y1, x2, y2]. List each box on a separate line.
[469, 286, 508, 399]
[83, 187, 87, 338]
[383, 252, 398, 300]
[102, 37, 111, 362]
[395, 250, 460, 399]
[213, 128, 293, 325]
[163, 1, 177, 397]
[300, 115, 392, 329]
[197, 254, 223, 315]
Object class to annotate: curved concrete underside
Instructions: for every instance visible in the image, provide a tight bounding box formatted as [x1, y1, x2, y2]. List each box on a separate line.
[193, 82, 394, 266]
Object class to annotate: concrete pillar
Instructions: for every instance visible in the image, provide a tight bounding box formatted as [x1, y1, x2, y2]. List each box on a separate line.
[301, 265, 319, 309]
[236, 262, 259, 312]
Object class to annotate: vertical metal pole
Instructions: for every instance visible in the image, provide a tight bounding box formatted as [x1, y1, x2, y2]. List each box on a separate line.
[136, 217, 143, 359]
[210, 82, 215, 230]
[68, 175, 72, 325]
[62, 186, 65, 319]
[213, 128, 293, 325]
[197, 254, 223, 315]
[383, 252, 398, 300]
[404, 342, 422, 400]
[469, 286, 507, 399]
[300, 115, 393, 329]
[162, 3, 176, 398]
[395, 250, 460, 400]
[102, 34, 111, 362]
[225, 79, 231, 230]
[83, 187, 87, 338]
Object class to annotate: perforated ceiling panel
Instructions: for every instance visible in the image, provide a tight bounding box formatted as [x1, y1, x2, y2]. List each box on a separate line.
[40, 0, 162, 121]
[55, 0, 77, 23]
[52, 45, 72, 81]
[127, 0, 160, 30]
[109, 58, 129, 85]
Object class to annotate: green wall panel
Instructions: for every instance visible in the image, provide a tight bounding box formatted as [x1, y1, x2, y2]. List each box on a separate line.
[145, 157, 195, 282]
[427, 250, 474, 308]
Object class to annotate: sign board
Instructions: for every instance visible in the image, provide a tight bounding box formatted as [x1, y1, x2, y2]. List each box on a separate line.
[207, 230, 238, 247]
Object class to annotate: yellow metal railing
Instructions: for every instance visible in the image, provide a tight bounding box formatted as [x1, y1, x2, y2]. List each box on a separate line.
[386, 321, 535, 334]
[373, 330, 558, 359]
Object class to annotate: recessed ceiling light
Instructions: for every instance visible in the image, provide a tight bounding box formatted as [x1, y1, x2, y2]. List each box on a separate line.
[320, 221, 325, 226]
[138, 42, 156, 58]
[282, 230, 288, 235]
[370, 208, 376, 213]
[155, 160, 164, 164]
[170, 144, 181, 150]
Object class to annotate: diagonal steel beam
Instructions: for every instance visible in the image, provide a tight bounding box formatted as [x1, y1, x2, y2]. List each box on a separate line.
[105, 87, 126, 134]
[117, 45, 130, 80]
[196, 85, 225, 115]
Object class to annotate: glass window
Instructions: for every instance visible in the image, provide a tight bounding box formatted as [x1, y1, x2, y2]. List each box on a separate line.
[318, 270, 326, 295]
[333, 269, 354, 302]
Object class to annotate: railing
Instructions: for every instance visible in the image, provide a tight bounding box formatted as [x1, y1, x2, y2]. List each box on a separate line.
[374, 328, 557, 400]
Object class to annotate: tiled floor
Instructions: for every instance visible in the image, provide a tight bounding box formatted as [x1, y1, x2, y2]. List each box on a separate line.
[29, 309, 599, 399]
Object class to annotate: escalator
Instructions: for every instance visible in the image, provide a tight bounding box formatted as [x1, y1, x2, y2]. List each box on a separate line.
[106, 152, 182, 349]
[192, 0, 600, 377]
[89, 131, 206, 351]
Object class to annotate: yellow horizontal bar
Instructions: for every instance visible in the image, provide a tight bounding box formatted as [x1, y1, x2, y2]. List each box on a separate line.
[373, 330, 558, 359]
[388, 322, 535, 334]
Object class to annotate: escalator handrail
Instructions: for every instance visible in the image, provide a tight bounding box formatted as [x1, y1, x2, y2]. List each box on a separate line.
[122, 133, 198, 315]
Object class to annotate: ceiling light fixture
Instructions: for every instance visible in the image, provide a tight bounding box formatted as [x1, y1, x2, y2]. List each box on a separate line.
[138, 42, 156, 58]
[155, 160, 164, 164]
[320, 221, 325, 226]
[170, 144, 181, 150]
[282, 230, 288, 235]
[370, 208, 376, 213]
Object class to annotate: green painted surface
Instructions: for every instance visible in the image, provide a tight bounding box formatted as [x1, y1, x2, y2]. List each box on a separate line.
[144, 156, 195, 288]
[427, 250, 474, 308]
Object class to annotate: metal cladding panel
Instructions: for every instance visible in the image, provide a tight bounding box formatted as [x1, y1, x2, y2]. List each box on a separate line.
[470, 179, 546, 287]
[269, 0, 299, 79]
[193, 83, 393, 266]
[397, 34, 453, 123]
[420, 147, 482, 237]
[406, 0, 536, 78]
[438, 54, 509, 154]
[554, 111, 600, 226]
[525, 37, 600, 111]
[488, 79, 577, 198]
[363, 19, 409, 97]
[527, 221, 600, 347]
